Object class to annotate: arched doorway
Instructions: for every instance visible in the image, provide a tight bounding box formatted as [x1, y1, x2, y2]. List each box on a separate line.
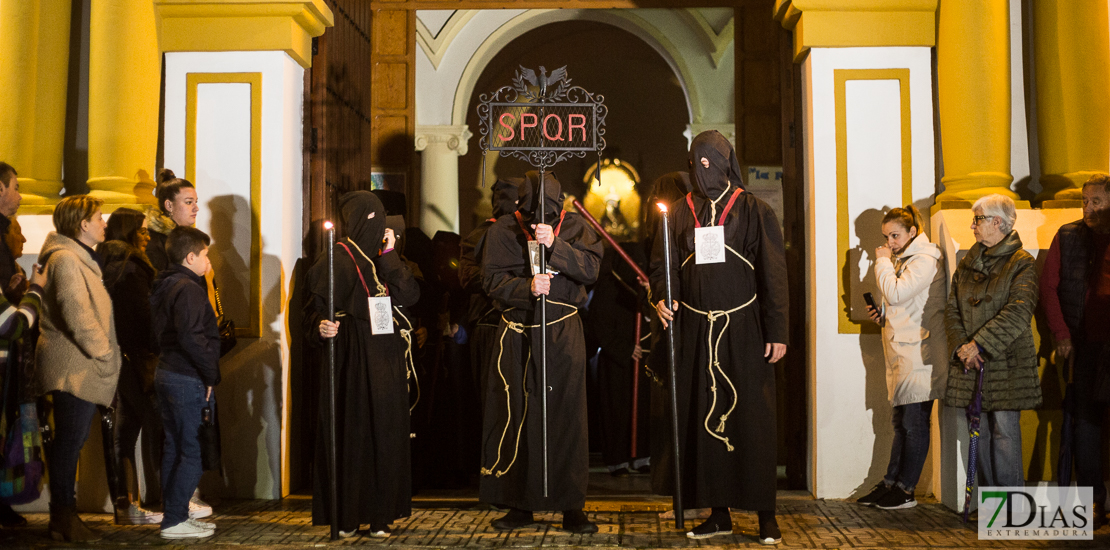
[458, 20, 691, 236]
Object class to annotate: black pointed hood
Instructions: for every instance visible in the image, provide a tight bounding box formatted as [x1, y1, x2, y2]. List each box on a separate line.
[491, 177, 523, 219]
[339, 190, 386, 256]
[518, 171, 562, 224]
[689, 130, 743, 200]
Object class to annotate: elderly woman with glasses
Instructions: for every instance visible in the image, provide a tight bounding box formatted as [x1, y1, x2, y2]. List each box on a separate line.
[945, 194, 1041, 489]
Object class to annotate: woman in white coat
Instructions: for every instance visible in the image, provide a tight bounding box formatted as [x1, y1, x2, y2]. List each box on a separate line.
[857, 205, 947, 510]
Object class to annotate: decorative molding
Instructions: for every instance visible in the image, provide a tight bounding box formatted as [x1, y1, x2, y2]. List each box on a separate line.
[416, 10, 478, 70]
[155, 1, 334, 69]
[684, 123, 735, 150]
[415, 124, 473, 156]
[679, 9, 733, 69]
[774, 0, 937, 62]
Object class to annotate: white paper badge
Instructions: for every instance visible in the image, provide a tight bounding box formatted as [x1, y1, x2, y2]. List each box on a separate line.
[528, 241, 542, 275]
[368, 296, 394, 335]
[695, 225, 726, 265]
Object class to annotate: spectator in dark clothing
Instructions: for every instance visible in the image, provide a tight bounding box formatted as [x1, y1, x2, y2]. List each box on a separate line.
[149, 226, 220, 540]
[0, 163, 23, 317]
[1041, 173, 1110, 527]
[97, 207, 164, 525]
[146, 169, 199, 272]
[0, 162, 31, 529]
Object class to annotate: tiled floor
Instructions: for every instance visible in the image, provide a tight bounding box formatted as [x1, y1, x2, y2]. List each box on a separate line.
[3, 491, 1107, 549]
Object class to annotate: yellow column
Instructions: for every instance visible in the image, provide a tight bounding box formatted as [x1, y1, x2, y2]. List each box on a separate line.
[935, 0, 1018, 205]
[0, 0, 71, 206]
[87, 0, 161, 207]
[1033, 0, 1110, 203]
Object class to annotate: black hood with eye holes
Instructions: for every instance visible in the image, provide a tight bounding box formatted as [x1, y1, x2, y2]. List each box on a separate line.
[491, 177, 523, 219]
[689, 130, 743, 201]
[518, 171, 562, 225]
[339, 191, 386, 256]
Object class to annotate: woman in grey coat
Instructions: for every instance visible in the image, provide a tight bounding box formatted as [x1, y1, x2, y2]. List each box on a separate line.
[945, 194, 1041, 489]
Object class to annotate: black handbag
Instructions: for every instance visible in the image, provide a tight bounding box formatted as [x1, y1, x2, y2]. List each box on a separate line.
[213, 284, 237, 357]
[199, 403, 222, 471]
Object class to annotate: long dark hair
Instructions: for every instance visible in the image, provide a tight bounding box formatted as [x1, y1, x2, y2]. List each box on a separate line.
[105, 208, 147, 249]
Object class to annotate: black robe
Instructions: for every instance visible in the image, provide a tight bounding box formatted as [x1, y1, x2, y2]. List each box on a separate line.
[478, 188, 602, 511]
[304, 191, 420, 530]
[585, 243, 652, 467]
[650, 187, 788, 511]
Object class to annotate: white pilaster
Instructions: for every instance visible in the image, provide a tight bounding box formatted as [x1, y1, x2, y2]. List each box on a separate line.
[415, 124, 471, 235]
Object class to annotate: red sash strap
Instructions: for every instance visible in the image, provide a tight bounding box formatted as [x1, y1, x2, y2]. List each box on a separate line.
[514, 210, 567, 240]
[685, 188, 743, 228]
[336, 241, 388, 297]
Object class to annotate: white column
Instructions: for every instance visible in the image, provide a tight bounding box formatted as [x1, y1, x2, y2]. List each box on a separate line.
[801, 47, 937, 499]
[415, 124, 471, 235]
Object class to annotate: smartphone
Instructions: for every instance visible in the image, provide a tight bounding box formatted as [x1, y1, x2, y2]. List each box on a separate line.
[863, 292, 877, 310]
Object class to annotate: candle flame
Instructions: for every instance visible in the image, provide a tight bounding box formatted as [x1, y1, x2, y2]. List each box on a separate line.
[323, 221, 334, 230]
[656, 202, 667, 213]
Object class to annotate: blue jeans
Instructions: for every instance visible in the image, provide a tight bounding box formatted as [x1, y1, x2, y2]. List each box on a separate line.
[977, 410, 1024, 488]
[155, 369, 207, 528]
[883, 400, 933, 492]
[48, 391, 97, 507]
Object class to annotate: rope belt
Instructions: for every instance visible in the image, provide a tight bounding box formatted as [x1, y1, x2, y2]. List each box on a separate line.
[679, 293, 757, 452]
[480, 299, 579, 477]
[393, 306, 419, 416]
[681, 245, 754, 270]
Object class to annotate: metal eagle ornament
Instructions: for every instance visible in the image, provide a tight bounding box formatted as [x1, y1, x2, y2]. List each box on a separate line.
[478, 65, 607, 170]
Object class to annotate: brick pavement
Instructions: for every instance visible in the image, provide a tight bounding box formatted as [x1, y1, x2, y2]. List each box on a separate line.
[2, 491, 1106, 549]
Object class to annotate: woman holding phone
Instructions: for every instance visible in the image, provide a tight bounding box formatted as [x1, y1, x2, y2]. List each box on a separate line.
[858, 205, 947, 510]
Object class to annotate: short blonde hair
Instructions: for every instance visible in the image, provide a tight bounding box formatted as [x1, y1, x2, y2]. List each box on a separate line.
[972, 194, 1017, 234]
[53, 195, 104, 239]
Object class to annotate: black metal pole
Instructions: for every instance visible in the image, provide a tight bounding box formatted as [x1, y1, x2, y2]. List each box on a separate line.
[660, 208, 684, 530]
[538, 167, 549, 499]
[325, 223, 339, 541]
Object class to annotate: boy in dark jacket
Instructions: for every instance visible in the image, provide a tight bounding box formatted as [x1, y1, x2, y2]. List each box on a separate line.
[149, 227, 220, 540]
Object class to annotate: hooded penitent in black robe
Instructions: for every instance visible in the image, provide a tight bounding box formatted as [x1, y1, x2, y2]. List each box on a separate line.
[478, 172, 602, 511]
[460, 178, 521, 414]
[585, 242, 652, 468]
[649, 131, 788, 512]
[304, 191, 420, 530]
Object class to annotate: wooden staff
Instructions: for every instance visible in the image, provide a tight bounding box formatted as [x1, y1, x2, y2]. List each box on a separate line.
[324, 221, 339, 541]
[631, 313, 642, 457]
[570, 199, 648, 284]
[657, 203, 684, 529]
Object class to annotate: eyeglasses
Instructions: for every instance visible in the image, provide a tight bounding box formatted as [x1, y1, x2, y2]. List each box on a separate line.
[972, 215, 995, 226]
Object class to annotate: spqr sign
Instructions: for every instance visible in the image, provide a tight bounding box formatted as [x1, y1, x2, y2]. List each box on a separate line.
[478, 65, 606, 168]
[487, 104, 597, 151]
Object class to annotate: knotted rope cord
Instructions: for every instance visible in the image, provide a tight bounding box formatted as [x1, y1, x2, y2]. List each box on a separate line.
[346, 238, 389, 296]
[681, 245, 754, 270]
[679, 293, 757, 452]
[480, 299, 579, 477]
[392, 306, 419, 414]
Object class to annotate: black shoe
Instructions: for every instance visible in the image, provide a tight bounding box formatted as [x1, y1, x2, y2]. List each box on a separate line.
[856, 482, 890, 507]
[368, 524, 392, 538]
[492, 509, 535, 531]
[686, 515, 732, 539]
[561, 510, 598, 534]
[609, 466, 632, 478]
[1094, 503, 1107, 530]
[0, 505, 27, 528]
[634, 464, 651, 475]
[875, 487, 917, 510]
[758, 512, 781, 545]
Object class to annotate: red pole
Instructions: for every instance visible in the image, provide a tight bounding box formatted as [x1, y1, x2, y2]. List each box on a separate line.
[571, 199, 648, 284]
[630, 312, 642, 458]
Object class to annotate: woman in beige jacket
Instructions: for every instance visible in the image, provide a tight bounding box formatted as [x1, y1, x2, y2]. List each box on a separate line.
[34, 195, 120, 542]
[857, 205, 947, 510]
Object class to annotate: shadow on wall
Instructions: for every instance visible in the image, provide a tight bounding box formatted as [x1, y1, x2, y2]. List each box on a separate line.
[200, 194, 284, 500]
[1026, 251, 1063, 483]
